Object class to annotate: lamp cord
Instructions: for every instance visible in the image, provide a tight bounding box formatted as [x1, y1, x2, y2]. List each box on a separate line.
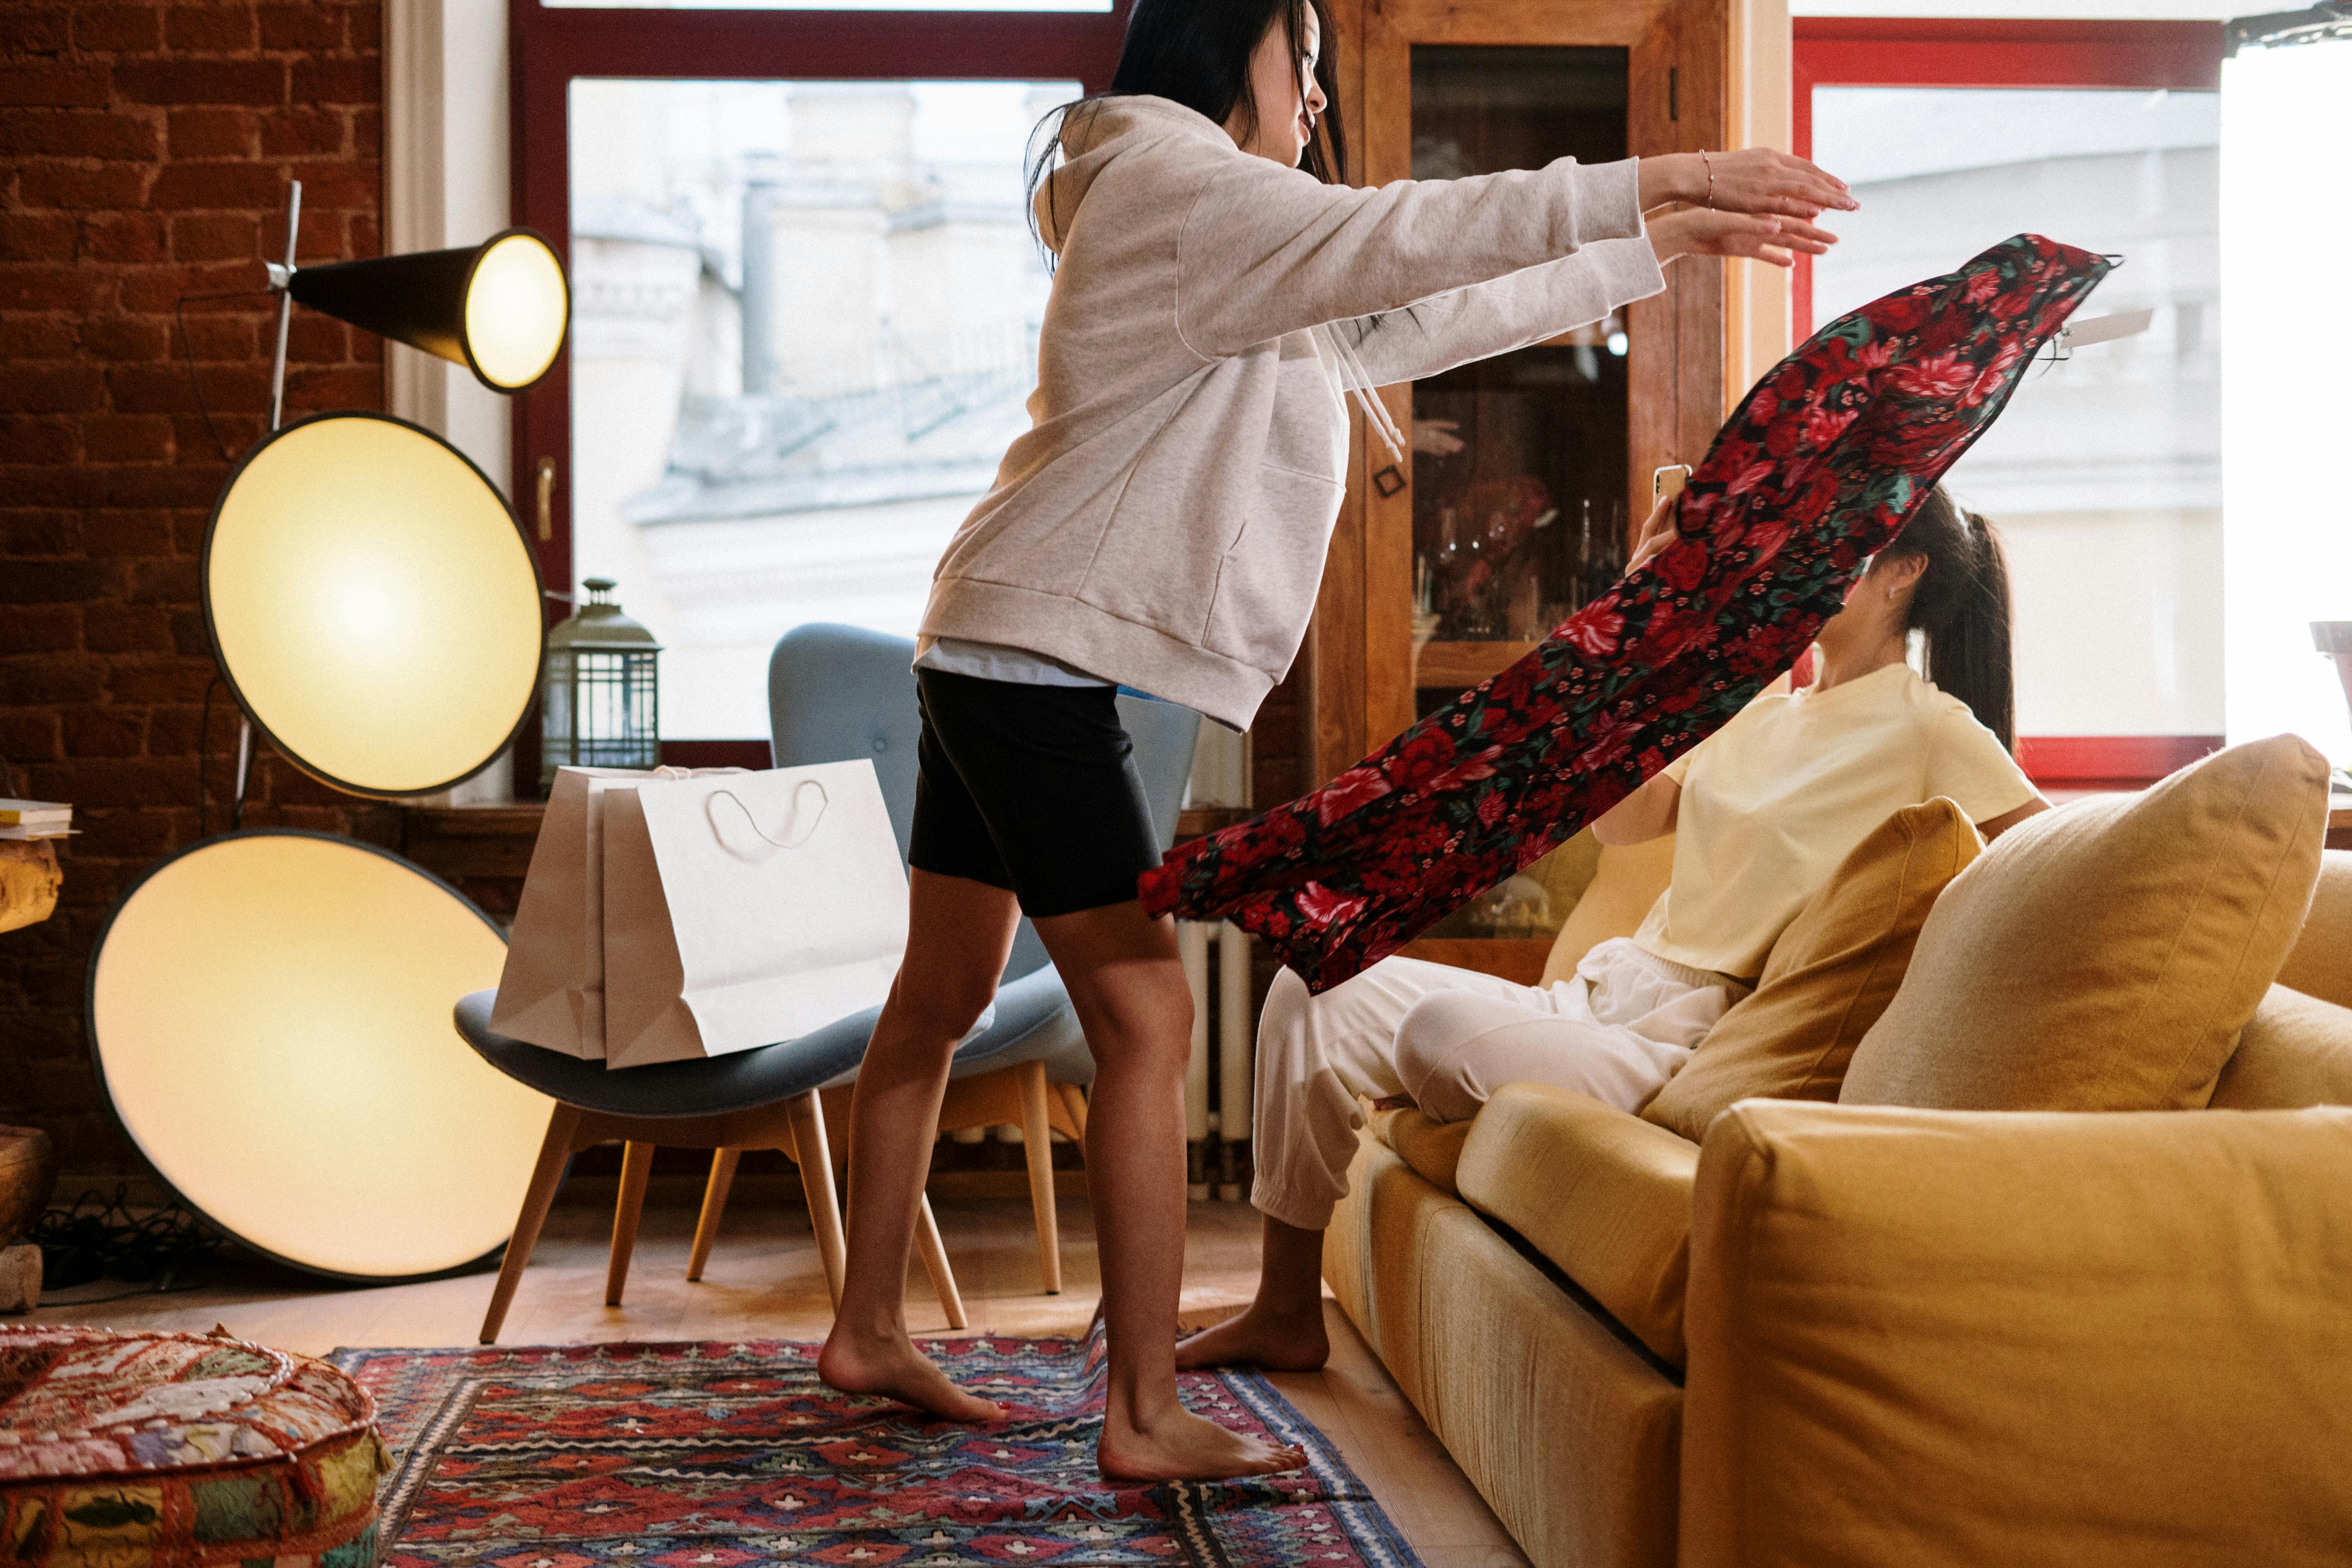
[176, 289, 271, 466]
[197, 675, 221, 837]
[31, 1184, 225, 1303]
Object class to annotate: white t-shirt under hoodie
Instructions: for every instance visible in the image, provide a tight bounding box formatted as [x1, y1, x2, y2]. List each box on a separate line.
[1634, 663, 2039, 981]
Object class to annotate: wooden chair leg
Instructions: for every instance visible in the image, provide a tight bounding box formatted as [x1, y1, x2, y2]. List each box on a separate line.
[1015, 1061, 1062, 1295]
[687, 1148, 740, 1282]
[913, 1195, 968, 1330]
[481, 1103, 581, 1345]
[605, 1140, 655, 1307]
[784, 1091, 847, 1308]
[1055, 1082, 1089, 1148]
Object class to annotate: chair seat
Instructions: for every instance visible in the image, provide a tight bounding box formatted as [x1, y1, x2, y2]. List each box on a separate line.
[453, 992, 878, 1118]
[454, 963, 1092, 1121]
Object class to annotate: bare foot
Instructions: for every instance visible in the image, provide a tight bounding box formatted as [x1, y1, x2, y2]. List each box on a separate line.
[1099, 1403, 1309, 1482]
[818, 1326, 1003, 1424]
[1175, 1304, 1330, 1373]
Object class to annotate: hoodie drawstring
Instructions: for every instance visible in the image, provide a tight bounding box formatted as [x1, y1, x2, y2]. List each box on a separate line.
[1321, 322, 1407, 464]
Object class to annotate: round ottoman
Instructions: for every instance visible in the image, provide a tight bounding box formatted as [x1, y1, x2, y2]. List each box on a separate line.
[0, 1325, 389, 1568]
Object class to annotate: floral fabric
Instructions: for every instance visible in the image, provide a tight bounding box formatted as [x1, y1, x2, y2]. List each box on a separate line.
[1140, 234, 2113, 992]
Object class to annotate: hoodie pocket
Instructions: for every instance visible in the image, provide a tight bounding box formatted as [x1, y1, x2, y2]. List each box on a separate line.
[1203, 461, 1343, 670]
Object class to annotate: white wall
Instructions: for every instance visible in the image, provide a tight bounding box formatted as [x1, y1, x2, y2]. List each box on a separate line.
[384, 0, 516, 802]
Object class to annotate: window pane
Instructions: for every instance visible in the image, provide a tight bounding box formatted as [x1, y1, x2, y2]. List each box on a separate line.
[1811, 86, 2221, 740]
[569, 77, 1077, 737]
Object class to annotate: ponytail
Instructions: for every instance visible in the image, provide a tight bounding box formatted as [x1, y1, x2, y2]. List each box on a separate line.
[1886, 487, 2016, 752]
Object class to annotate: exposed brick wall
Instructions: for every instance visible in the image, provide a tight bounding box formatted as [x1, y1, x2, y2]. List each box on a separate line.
[0, 1, 390, 1177]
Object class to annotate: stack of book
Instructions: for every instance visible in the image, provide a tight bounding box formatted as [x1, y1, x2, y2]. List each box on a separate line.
[0, 800, 72, 841]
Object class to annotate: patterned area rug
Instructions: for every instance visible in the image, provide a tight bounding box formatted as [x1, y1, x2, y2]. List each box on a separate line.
[333, 1325, 1425, 1567]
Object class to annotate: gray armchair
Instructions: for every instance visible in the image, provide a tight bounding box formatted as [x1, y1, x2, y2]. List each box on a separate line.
[680, 623, 1201, 1295]
[450, 625, 1199, 1341]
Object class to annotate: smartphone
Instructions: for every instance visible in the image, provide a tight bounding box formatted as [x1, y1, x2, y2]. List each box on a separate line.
[1652, 464, 1692, 505]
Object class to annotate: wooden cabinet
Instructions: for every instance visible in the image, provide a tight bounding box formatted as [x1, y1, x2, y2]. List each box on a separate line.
[1305, 0, 1780, 969]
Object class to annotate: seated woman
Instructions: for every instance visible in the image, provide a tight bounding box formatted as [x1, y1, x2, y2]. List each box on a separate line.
[1178, 486, 2049, 1372]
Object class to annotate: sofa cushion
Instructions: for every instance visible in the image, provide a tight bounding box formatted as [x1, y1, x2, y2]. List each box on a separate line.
[1368, 1104, 1471, 1195]
[1540, 835, 1677, 986]
[1455, 1083, 1698, 1366]
[1841, 734, 2329, 1111]
[1643, 799, 1981, 1143]
[2211, 984, 2352, 1109]
[2276, 849, 2352, 1010]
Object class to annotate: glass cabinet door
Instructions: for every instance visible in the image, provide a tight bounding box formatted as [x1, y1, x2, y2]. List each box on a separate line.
[1390, 44, 1635, 944]
[1405, 47, 1632, 722]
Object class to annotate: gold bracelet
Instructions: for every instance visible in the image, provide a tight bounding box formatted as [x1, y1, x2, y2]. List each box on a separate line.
[1699, 149, 1714, 209]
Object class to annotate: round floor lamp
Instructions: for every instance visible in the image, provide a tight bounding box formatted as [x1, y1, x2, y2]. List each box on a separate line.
[88, 833, 553, 1280]
[202, 410, 546, 798]
[85, 180, 573, 1281]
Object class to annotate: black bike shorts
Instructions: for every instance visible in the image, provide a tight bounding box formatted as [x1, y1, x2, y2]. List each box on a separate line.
[908, 668, 1162, 918]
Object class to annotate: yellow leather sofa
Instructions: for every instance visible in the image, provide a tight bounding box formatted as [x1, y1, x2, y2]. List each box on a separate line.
[1323, 847, 2352, 1568]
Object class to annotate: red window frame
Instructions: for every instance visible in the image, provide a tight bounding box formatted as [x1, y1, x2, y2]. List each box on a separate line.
[1793, 18, 2224, 784]
[1792, 18, 2223, 342]
[506, 0, 1132, 769]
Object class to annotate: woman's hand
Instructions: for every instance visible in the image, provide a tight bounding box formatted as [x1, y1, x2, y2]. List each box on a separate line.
[1649, 208, 1836, 270]
[1411, 418, 1464, 457]
[1638, 148, 1856, 220]
[1624, 490, 1681, 578]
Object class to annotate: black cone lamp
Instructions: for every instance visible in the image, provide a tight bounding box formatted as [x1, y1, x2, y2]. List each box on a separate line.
[269, 225, 569, 394]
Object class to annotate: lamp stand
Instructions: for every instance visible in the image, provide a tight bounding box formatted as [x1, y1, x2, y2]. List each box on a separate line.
[263, 180, 303, 435]
[239, 178, 303, 826]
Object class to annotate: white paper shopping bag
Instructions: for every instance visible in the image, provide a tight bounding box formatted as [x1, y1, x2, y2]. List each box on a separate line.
[602, 760, 909, 1069]
[490, 765, 663, 1058]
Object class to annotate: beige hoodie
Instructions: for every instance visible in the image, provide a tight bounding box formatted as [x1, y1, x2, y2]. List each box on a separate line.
[919, 95, 1666, 730]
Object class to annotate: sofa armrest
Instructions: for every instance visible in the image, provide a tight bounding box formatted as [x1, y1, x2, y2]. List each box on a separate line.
[2276, 847, 2352, 1008]
[1682, 1100, 2352, 1568]
[2212, 983, 2352, 1108]
[1456, 1083, 1697, 1366]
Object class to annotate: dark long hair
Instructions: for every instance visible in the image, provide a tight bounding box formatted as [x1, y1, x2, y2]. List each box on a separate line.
[1884, 486, 2017, 751]
[1027, 0, 1346, 262]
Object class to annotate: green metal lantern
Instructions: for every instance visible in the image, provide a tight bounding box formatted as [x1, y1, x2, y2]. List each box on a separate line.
[541, 577, 660, 789]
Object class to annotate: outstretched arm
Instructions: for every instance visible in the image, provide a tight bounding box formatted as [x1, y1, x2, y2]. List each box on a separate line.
[1177, 155, 1653, 358]
[1329, 208, 1838, 389]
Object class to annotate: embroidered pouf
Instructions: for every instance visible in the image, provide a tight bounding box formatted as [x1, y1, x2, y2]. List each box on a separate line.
[0, 1325, 388, 1568]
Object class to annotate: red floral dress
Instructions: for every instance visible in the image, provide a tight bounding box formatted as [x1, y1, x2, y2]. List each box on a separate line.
[1140, 233, 2114, 992]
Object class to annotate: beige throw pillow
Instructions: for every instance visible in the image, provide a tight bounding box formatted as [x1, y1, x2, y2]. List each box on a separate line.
[1841, 734, 2330, 1111]
[1643, 799, 1981, 1143]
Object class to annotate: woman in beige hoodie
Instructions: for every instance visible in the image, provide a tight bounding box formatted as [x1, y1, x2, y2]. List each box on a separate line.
[816, 0, 1855, 1481]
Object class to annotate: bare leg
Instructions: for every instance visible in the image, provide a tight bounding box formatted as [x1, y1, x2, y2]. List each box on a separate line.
[1174, 1213, 1330, 1371]
[818, 869, 1019, 1422]
[1034, 899, 1306, 1482]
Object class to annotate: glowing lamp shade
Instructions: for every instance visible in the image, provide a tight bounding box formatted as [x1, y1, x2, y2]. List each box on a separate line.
[2222, 35, 2352, 762]
[203, 412, 544, 798]
[87, 832, 552, 1280]
[287, 227, 569, 392]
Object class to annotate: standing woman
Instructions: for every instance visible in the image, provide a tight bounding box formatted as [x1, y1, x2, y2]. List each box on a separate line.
[816, 0, 1856, 1481]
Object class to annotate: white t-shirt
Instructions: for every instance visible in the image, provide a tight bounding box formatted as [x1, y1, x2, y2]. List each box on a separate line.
[1633, 662, 2038, 980]
[912, 636, 1108, 688]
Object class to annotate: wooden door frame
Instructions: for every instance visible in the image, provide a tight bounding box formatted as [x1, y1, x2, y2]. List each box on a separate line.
[1313, 0, 1729, 779]
[504, 0, 1132, 786]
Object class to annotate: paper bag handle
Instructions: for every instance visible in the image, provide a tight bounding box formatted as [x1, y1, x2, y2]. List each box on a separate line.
[707, 779, 828, 851]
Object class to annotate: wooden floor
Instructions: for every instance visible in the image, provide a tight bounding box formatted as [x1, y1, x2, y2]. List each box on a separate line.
[27, 1194, 1531, 1568]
